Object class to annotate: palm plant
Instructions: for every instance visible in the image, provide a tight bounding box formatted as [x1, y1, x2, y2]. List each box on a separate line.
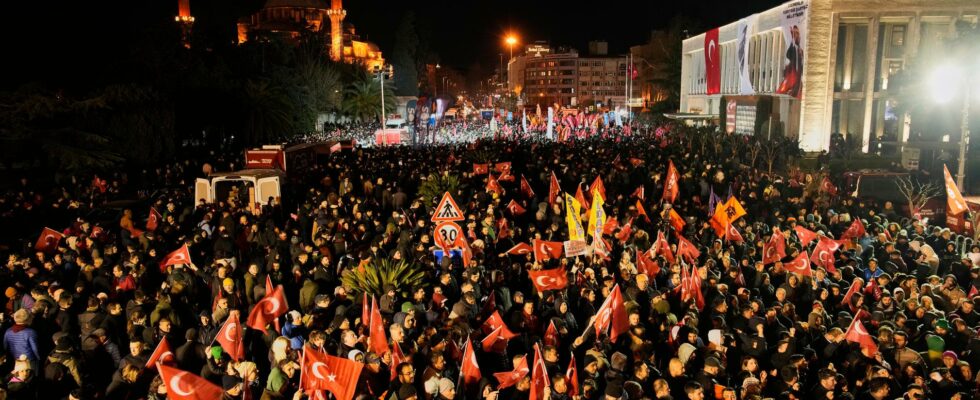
[341, 258, 428, 297]
[241, 79, 296, 146]
[342, 75, 395, 123]
[418, 172, 462, 211]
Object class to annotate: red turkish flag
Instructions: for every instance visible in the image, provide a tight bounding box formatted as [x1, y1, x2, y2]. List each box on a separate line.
[90, 226, 105, 240]
[840, 219, 866, 241]
[762, 229, 786, 265]
[783, 251, 813, 276]
[532, 239, 564, 263]
[810, 236, 841, 272]
[631, 186, 645, 200]
[506, 242, 533, 256]
[301, 346, 364, 400]
[34, 227, 64, 253]
[481, 325, 518, 353]
[663, 160, 679, 203]
[636, 200, 650, 223]
[651, 231, 675, 264]
[520, 175, 536, 198]
[945, 165, 969, 216]
[146, 207, 163, 232]
[566, 355, 579, 396]
[389, 342, 405, 382]
[865, 276, 882, 301]
[544, 321, 559, 347]
[636, 248, 661, 277]
[602, 217, 620, 236]
[159, 244, 192, 271]
[481, 311, 509, 335]
[507, 200, 526, 216]
[473, 164, 490, 175]
[668, 209, 686, 233]
[530, 344, 551, 400]
[494, 355, 529, 389]
[724, 223, 744, 243]
[246, 285, 288, 331]
[216, 313, 244, 361]
[494, 162, 512, 174]
[528, 267, 569, 292]
[486, 174, 503, 194]
[844, 318, 878, 356]
[461, 338, 481, 386]
[432, 292, 447, 309]
[548, 172, 561, 206]
[593, 285, 629, 341]
[497, 217, 510, 240]
[794, 225, 818, 248]
[265, 275, 275, 298]
[704, 28, 721, 94]
[675, 235, 701, 264]
[146, 337, 175, 369]
[574, 184, 589, 211]
[498, 172, 515, 183]
[821, 177, 838, 196]
[615, 218, 634, 243]
[369, 297, 388, 356]
[681, 265, 705, 310]
[156, 364, 224, 400]
[589, 176, 606, 202]
[841, 278, 865, 307]
[361, 293, 370, 328]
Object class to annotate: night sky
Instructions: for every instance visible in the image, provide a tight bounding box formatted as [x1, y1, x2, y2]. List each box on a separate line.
[2, 0, 786, 87]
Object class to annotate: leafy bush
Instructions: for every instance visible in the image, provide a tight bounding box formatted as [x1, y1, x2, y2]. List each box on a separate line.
[341, 258, 428, 297]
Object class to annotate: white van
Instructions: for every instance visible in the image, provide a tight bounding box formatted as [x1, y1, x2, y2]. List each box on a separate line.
[195, 169, 284, 208]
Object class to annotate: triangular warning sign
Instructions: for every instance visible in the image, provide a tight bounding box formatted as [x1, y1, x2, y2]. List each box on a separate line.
[432, 192, 465, 222]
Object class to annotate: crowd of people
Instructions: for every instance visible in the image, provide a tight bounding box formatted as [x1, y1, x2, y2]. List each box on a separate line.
[1, 120, 980, 400]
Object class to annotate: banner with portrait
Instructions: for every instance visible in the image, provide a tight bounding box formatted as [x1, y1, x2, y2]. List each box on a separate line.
[736, 14, 758, 95]
[776, 0, 809, 99]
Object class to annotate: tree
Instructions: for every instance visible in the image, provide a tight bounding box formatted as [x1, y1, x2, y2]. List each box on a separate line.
[342, 76, 395, 123]
[895, 176, 942, 219]
[0, 88, 124, 175]
[241, 79, 296, 146]
[391, 13, 420, 97]
[645, 16, 702, 113]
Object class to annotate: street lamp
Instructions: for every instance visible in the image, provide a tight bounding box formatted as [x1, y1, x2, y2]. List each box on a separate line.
[505, 35, 518, 60]
[928, 63, 971, 188]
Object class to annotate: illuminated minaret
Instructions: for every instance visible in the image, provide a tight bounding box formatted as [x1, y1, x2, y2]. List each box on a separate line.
[175, 0, 195, 48]
[326, 0, 346, 62]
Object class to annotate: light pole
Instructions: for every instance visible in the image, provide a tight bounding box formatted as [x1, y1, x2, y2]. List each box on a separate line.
[505, 35, 517, 60]
[376, 65, 388, 132]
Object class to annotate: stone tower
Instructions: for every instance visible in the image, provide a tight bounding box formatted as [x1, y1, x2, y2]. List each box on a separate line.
[326, 0, 346, 62]
[175, 0, 195, 48]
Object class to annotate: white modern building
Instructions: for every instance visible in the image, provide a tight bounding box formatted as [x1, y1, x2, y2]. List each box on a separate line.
[680, 0, 978, 152]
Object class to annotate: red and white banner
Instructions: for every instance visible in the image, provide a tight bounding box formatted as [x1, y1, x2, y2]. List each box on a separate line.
[704, 28, 721, 95]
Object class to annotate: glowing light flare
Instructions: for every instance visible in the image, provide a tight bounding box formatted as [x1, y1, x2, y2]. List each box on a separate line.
[928, 63, 961, 104]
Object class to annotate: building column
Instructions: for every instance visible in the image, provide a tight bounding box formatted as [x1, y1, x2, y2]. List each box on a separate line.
[861, 16, 880, 153]
[799, 0, 835, 152]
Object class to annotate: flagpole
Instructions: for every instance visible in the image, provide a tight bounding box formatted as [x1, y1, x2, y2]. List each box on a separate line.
[299, 345, 306, 391]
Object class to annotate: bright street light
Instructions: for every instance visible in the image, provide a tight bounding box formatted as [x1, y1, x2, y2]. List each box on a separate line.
[505, 35, 518, 60]
[928, 63, 961, 104]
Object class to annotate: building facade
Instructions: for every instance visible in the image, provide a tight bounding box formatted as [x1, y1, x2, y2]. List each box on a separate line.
[508, 43, 628, 108]
[680, 0, 978, 152]
[237, 0, 384, 71]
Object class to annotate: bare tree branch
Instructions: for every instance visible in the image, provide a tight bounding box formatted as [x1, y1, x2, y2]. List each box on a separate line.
[895, 176, 942, 218]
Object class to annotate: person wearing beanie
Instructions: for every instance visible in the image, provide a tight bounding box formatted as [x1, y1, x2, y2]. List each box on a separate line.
[4, 309, 39, 363]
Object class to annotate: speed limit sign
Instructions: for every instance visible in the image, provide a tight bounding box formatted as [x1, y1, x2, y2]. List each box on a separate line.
[434, 221, 462, 251]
